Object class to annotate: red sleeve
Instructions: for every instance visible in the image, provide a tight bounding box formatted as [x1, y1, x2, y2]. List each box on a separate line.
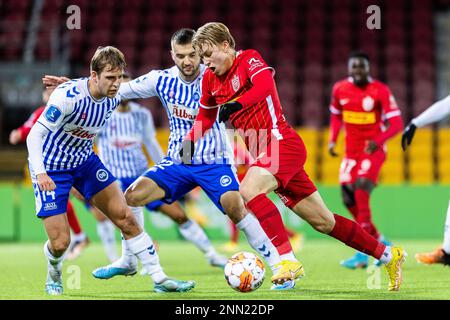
[186, 69, 219, 142]
[329, 83, 343, 115]
[329, 83, 343, 143]
[185, 106, 218, 142]
[373, 115, 404, 146]
[17, 107, 45, 142]
[329, 114, 343, 144]
[373, 84, 403, 145]
[379, 83, 401, 119]
[243, 50, 274, 82]
[236, 69, 274, 108]
[199, 70, 217, 108]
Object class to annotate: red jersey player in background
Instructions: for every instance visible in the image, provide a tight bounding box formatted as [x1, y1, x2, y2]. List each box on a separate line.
[222, 142, 303, 253]
[181, 22, 406, 291]
[9, 88, 90, 260]
[328, 52, 403, 269]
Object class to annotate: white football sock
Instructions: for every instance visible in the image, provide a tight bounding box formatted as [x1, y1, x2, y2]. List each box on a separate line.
[442, 200, 450, 254]
[280, 252, 298, 262]
[44, 240, 65, 270]
[236, 213, 281, 271]
[96, 220, 118, 263]
[379, 246, 393, 264]
[44, 240, 66, 284]
[44, 240, 66, 263]
[124, 232, 167, 283]
[131, 206, 145, 228]
[113, 206, 145, 268]
[179, 219, 217, 258]
[72, 232, 87, 243]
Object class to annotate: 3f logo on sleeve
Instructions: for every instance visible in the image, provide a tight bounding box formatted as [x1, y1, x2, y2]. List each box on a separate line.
[45, 105, 62, 123]
[248, 57, 264, 72]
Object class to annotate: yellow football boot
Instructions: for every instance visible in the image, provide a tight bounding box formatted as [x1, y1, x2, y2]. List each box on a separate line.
[384, 247, 407, 291]
[271, 260, 305, 284]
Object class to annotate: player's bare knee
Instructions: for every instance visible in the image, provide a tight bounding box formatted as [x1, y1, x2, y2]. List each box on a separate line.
[221, 192, 245, 222]
[171, 214, 188, 225]
[51, 238, 71, 255]
[124, 189, 142, 207]
[239, 184, 259, 203]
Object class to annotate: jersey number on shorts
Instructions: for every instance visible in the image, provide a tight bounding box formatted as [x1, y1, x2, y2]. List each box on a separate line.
[154, 159, 174, 171]
[339, 159, 357, 183]
[41, 190, 56, 201]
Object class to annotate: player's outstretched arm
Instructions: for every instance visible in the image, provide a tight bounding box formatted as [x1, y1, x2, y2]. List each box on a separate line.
[42, 75, 70, 94]
[118, 71, 159, 100]
[411, 94, 450, 128]
[368, 115, 403, 154]
[402, 94, 450, 151]
[181, 106, 218, 164]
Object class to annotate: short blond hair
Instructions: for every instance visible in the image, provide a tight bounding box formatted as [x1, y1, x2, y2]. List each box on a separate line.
[192, 22, 235, 51]
[90, 46, 126, 74]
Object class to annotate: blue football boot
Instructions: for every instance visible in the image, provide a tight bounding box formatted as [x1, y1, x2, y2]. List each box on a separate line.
[92, 265, 137, 279]
[340, 252, 369, 269]
[270, 279, 296, 291]
[153, 278, 196, 293]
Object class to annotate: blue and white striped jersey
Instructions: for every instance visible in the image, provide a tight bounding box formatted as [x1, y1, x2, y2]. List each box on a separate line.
[119, 65, 233, 164]
[35, 78, 120, 171]
[96, 101, 164, 178]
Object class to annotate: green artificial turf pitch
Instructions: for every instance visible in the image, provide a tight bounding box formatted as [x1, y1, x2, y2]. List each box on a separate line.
[0, 239, 449, 300]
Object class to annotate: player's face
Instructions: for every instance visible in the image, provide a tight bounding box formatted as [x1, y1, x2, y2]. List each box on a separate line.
[200, 42, 231, 76]
[171, 42, 201, 78]
[93, 66, 124, 98]
[348, 58, 370, 85]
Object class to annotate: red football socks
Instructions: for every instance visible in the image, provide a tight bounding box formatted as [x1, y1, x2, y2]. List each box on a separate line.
[329, 214, 385, 259]
[230, 220, 239, 243]
[66, 200, 82, 235]
[247, 193, 292, 255]
[354, 189, 380, 239]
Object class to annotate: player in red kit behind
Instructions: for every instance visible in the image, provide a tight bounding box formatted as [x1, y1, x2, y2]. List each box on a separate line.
[328, 52, 404, 269]
[180, 22, 406, 291]
[9, 88, 90, 259]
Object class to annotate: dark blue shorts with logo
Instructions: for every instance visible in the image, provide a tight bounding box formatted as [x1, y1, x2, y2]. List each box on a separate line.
[143, 157, 240, 214]
[30, 154, 116, 218]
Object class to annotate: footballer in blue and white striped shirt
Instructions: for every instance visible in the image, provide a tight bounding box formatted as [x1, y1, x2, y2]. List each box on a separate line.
[92, 74, 227, 274]
[28, 46, 195, 295]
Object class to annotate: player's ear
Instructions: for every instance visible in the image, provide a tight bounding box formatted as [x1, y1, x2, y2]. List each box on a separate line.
[91, 70, 98, 83]
[222, 41, 229, 51]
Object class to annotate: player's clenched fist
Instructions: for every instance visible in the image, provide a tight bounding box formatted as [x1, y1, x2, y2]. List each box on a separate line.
[37, 173, 56, 191]
[218, 101, 242, 123]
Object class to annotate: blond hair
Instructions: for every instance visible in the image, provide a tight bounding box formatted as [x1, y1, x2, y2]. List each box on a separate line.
[192, 22, 235, 51]
[90, 46, 126, 74]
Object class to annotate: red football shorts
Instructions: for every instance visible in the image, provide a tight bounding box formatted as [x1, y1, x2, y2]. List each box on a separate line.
[339, 149, 386, 185]
[251, 130, 317, 209]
